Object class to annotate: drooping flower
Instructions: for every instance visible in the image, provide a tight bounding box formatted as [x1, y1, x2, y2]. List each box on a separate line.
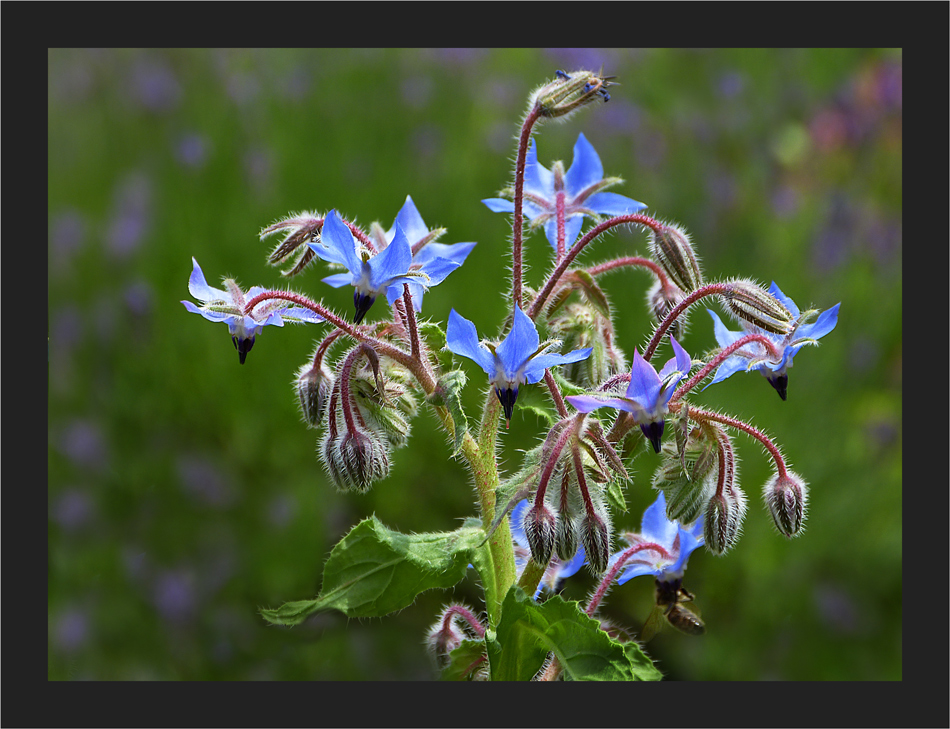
[181, 258, 324, 364]
[446, 305, 592, 424]
[310, 209, 456, 324]
[511, 499, 586, 599]
[706, 282, 840, 400]
[566, 338, 692, 453]
[382, 195, 475, 312]
[607, 491, 704, 586]
[482, 133, 646, 251]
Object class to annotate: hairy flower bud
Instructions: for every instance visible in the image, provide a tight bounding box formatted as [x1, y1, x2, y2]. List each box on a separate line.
[547, 303, 627, 388]
[523, 502, 558, 566]
[531, 69, 615, 119]
[648, 223, 703, 294]
[319, 416, 391, 494]
[259, 212, 324, 276]
[647, 280, 689, 339]
[763, 470, 808, 538]
[425, 603, 485, 670]
[554, 512, 580, 563]
[296, 361, 334, 428]
[351, 366, 418, 450]
[703, 485, 747, 556]
[720, 279, 795, 335]
[581, 509, 612, 574]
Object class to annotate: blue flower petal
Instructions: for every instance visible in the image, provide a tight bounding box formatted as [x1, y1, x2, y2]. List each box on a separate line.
[524, 347, 593, 384]
[367, 224, 413, 291]
[446, 309, 497, 376]
[640, 492, 679, 547]
[625, 349, 663, 412]
[585, 191, 648, 217]
[482, 198, 515, 213]
[798, 302, 840, 341]
[311, 210, 362, 273]
[494, 306, 540, 380]
[523, 139, 553, 200]
[542, 215, 585, 251]
[563, 133, 603, 195]
[389, 195, 429, 246]
[768, 281, 800, 318]
[566, 394, 635, 414]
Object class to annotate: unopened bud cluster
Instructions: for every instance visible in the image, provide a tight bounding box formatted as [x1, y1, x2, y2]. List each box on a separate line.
[531, 69, 614, 120]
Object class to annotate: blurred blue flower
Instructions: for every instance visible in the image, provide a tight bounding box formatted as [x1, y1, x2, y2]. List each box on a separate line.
[511, 499, 586, 598]
[707, 282, 840, 400]
[311, 209, 458, 324]
[566, 338, 692, 453]
[383, 196, 476, 312]
[609, 492, 704, 585]
[182, 257, 323, 364]
[446, 305, 592, 423]
[482, 133, 646, 251]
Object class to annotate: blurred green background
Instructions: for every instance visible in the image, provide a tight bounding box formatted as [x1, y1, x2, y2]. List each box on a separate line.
[48, 48, 901, 681]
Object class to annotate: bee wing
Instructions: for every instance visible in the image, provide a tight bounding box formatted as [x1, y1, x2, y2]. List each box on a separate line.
[638, 604, 665, 643]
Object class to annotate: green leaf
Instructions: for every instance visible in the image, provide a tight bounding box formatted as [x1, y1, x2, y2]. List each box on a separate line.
[485, 587, 662, 681]
[261, 518, 483, 625]
[441, 639, 488, 681]
[425, 369, 469, 454]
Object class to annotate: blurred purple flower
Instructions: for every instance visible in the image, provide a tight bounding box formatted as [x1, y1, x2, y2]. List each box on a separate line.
[152, 569, 196, 624]
[129, 56, 181, 113]
[175, 133, 210, 170]
[243, 148, 273, 193]
[124, 280, 154, 318]
[53, 608, 90, 652]
[51, 489, 95, 531]
[106, 172, 152, 259]
[770, 185, 800, 218]
[50, 209, 87, 267]
[716, 70, 745, 99]
[400, 75, 433, 109]
[176, 454, 235, 509]
[267, 494, 297, 529]
[226, 72, 261, 106]
[57, 419, 108, 470]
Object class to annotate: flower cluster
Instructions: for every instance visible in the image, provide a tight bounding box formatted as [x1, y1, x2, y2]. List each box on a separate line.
[182, 69, 840, 682]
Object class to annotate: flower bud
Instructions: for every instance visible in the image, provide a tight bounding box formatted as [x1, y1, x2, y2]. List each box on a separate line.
[703, 485, 747, 556]
[763, 470, 808, 538]
[547, 303, 627, 388]
[652, 431, 718, 523]
[581, 510, 612, 575]
[351, 367, 418, 450]
[259, 212, 324, 276]
[523, 502, 557, 566]
[319, 424, 391, 493]
[554, 512, 580, 563]
[531, 69, 614, 119]
[720, 279, 795, 335]
[296, 361, 334, 428]
[647, 280, 690, 339]
[425, 603, 485, 670]
[649, 223, 703, 294]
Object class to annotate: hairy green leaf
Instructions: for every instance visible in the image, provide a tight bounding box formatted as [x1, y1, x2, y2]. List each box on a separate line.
[485, 587, 662, 681]
[261, 518, 483, 625]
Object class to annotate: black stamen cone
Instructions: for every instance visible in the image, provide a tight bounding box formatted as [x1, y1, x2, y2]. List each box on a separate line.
[353, 292, 376, 325]
[495, 387, 519, 423]
[768, 373, 788, 401]
[233, 336, 254, 365]
[640, 421, 665, 453]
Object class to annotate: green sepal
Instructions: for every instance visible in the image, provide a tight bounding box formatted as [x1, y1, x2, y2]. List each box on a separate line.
[564, 268, 612, 320]
[260, 518, 483, 625]
[425, 369, 469, 454]
[485, 587, 663, 681]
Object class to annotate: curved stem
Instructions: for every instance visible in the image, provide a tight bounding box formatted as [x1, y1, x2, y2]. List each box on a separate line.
[528, 213, 663, 320]
[688, 406, 788, 478]
[670, 333, 784, 403]
[641, 282, 733, 362]
[244, 290, 434, 393]
[585, 542, 672, 617]
[512, 106, 542, 309]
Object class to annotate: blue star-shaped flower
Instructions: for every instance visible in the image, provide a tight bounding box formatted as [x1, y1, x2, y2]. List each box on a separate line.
[566, 338, 692, 453]
[510, 499, 586, 599]
[446, 305, 592, 424]
[482, 133, 646, 251]
[310, 209, 452, 324]
[706, 282, 840, 400]
[181, 258, 324, 363]
[608, 491, 704, 585]
[383, 196, 475, 312]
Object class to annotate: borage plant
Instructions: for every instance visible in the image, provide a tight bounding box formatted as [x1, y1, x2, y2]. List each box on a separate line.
[182, 69, 839, 681]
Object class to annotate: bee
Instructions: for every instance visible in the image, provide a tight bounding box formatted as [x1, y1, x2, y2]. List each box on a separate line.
[638, 577, 705, 643]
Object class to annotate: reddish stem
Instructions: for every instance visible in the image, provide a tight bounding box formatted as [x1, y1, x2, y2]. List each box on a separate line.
[585, 541, 673, 616]
[527, 213, 664, 320]
[641, 282, 733, 362]
[688, 406, 788, 478]
[512, 106, 542, 309]
[670, 333, 784, 403]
